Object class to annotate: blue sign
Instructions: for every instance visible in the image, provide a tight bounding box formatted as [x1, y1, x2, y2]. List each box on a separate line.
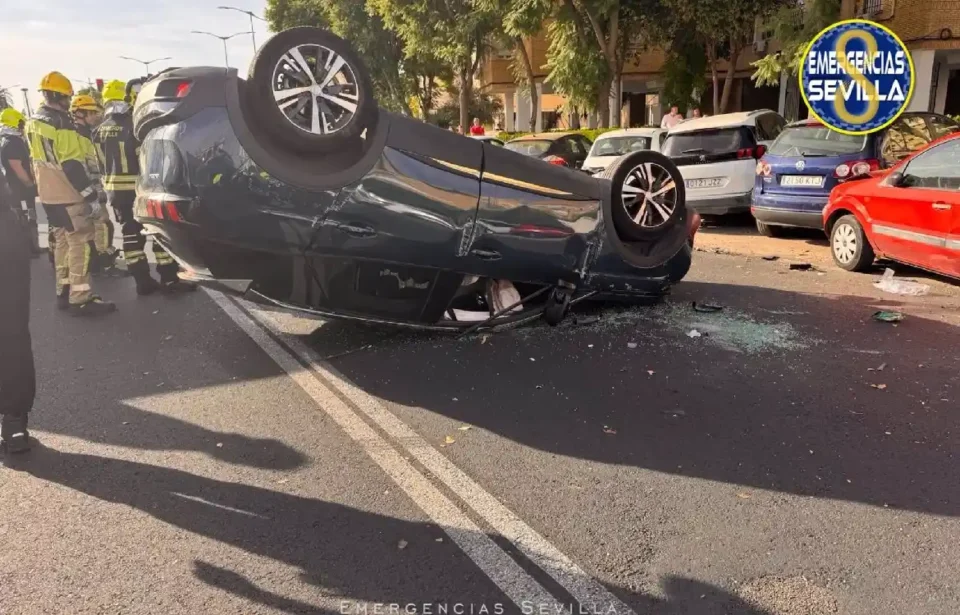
[800, 20, 914, 135]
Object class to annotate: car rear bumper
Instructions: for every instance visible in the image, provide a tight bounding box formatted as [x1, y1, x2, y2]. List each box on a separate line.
[686, 191, 752, 215]
[751, 206, 824, 230]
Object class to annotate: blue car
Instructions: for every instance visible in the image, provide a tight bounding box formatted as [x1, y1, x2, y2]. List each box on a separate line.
[751, 113, 960, 236]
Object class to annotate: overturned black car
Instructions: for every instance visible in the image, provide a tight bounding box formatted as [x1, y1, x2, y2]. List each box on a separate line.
[131, 27, 700, 331]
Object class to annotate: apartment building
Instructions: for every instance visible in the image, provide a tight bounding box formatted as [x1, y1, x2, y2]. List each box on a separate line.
[479, 0, 960, 130]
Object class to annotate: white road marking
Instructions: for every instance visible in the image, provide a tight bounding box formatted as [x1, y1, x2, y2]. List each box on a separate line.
[205, 289, 563, 609]
[219, 292, 636, 614]
[170, 492, 270, 518]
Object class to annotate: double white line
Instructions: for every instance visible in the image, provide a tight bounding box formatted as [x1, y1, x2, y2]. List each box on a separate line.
[207, 289, 634, 613]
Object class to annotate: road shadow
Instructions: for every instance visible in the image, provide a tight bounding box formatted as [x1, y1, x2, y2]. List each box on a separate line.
[323, 279, 960, 517]
[11, 448, 774, 615]
[26, 260, 308, 471]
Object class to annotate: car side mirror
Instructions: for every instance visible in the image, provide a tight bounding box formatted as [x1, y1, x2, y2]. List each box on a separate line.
[887, 171, 905, 187]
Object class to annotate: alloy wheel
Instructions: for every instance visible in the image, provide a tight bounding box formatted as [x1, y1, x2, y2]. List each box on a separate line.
[272, 43, 360, 136]
[621, 161, 678, 228]
[833, 223, 858, 264]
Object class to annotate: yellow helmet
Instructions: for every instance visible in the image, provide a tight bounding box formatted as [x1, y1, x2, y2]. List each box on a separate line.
[102, 80, 128, 103]
[0, 108, 25, 129]
[39, 71, 74, 96]
[70, 94, 101, 114]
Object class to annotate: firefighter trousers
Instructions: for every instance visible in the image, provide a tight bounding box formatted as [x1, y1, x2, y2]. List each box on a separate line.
[111, 195, 178, 283]
[0, 209, 35, 426]
[43, 202, 96, 305]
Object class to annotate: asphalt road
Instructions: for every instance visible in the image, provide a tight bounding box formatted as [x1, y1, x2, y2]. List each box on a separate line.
[1, 248, 958, 615]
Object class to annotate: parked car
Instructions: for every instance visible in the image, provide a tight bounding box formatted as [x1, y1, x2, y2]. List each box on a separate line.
[130, 27, 698, 331]
[823, 132, 960, 280]
[582, 128, 667, 175]
[504, 132, 593, 169]
[471, 135, 505, 147]
[662, 110, 786, 215]
[753, 113, 960, 236]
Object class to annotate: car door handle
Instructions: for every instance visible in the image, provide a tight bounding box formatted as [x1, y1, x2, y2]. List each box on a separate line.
[470, 248, 502, 261]
[339, 223, 377, 238]
[932, 202, 952, 211]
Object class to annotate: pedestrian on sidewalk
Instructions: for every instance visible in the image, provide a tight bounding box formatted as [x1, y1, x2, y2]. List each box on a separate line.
[0, 165, 36, 455]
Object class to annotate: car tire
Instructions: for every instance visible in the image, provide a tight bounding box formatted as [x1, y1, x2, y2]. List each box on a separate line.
[830, 214, 875, 272]
[247, 27, 376, 154]
[755, 219, 784, 237]
[603, 151, 686, 241]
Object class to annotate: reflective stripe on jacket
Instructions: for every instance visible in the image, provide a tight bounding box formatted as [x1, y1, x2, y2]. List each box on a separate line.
[93, 105, 139, 195]
[25, 105, 94, 205]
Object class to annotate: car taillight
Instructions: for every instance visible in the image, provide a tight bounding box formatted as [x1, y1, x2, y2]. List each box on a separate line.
[544, 155, 568, 166]
[756, 160, 772, 176]
[144, 197, 186, 221]
[175, 81, 193, 98]
[834, 158, 880, 179]
[738, 145, 766, 160]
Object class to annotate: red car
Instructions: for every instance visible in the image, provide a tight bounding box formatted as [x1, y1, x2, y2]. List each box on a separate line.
[823, 132, 960, 280]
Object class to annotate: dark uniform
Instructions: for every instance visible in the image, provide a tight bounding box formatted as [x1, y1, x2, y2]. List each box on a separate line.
[93, 102, 177, 293]
[0, 163, 35, 453]
[0, 127, 41, 255]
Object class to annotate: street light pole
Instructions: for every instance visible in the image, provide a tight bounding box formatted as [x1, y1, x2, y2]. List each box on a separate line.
[21, 88, 32, 116]
[119, 56, 173, 75]
[191, 31, 251, 67]
[217, 6, 266, 52]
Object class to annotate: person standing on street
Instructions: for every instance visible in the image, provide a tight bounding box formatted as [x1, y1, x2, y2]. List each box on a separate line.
[660, 105, 683, 130]
[25, 72, 116, 316]
[0, 108, 42, 257]
[0, 158, 36, 454]
[71, 94, 117, 275]
[469, 118, 485, 136]
[94, 80, 194, 295]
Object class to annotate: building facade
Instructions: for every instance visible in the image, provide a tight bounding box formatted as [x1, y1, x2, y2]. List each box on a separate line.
[479, 0, 960, 131]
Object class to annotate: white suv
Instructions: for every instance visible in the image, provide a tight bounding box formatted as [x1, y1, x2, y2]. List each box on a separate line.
[662, 110, 786, 215]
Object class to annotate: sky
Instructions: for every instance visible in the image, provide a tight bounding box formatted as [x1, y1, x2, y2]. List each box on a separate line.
[0, 0, 270, 112]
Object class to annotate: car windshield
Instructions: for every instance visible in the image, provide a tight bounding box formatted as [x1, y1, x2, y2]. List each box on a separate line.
[589, 136, 652, 157]
[505, 140, 552, 157]
[768, 125, 866, 157]
[661, 128, 743, 156]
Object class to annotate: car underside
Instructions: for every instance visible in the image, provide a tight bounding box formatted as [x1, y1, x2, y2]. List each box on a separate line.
[130, 27, 698, 331]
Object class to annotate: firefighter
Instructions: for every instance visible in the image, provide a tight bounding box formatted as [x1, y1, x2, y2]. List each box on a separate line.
[94, 80, 194, 295]
[0, 146, 36, 454]
[24, 72, 116, 316]
[0, 108, 42, 256]
[70, 94, 118, 275]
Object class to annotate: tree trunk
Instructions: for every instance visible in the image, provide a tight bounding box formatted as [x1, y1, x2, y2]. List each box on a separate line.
[570, 105, 581, 129]
[609, 68, 622, 128]
[459, 68, 471, 134]
[596, 83, 611, 128]
[719, 44, 741, 114]
[515, 38, 538, 132]
[706, 42, 719, 115]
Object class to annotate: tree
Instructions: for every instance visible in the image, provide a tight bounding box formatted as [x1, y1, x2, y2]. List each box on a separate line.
[751, 0, 841, 87]
[477, 0, 554, 131]
[660, 28, 708, 114]
[370, 0, 496, 132]
[433, 83, 503, 129]
[0, 86, 12, 110]
[666, 0, 785, 114]
[545, 15, 607, 122]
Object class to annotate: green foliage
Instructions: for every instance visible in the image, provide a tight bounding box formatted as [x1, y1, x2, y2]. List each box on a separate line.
[544, 14, 608, 112]
[660, 28, 707, 112]
[266, 0, 329, 29]
[433, 88, 503, 129]
[751, 0, 840, 86]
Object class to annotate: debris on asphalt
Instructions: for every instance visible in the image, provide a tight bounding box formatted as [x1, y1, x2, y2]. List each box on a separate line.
[873, 310, 904, 323]
[574, 315, 601, 326]
[457, 425, 472, 432]
[602, 426, 618, 435]
[871, 384, 888, 390]
[480, 334, 490, 344]
[452, 397, 459, 402]
[164, 335, 174, 341]
[692, 301, 724, 313]
[789, 263, 814, 271]
[75, 367, 84, 371]
[444, 435, 456, 445]
[535, 385, 543, 389]
[277, 479, 289, 485]
[875, 268, 930, 296]
[398, 540, 408, 550]
[662, 409, 686, 417]
[627, 342, 638, 349]
[216, 442, 224, 448]
[122, 422, 129, 426]
[761, 255, 779, 261]
[867, 363, 888, 371]
[587, 344, 594, 348]
[687, 329, 703, 338]
[435, 537, 444, 543]
[737, 492, 752, 499]
[530, 357, 536, 362]
[648, 370, 655, 376]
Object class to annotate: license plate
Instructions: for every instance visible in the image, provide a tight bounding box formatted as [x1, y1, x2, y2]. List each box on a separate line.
[780, 175, 824, 187]
[686, 178, 724, 189]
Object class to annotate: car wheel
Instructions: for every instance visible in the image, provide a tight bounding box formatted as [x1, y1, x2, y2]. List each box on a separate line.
[248, 27, 376, 154]
[755, 219, 784, 237]
[830, 214, 875, 272]
[605, 151, 685, 241]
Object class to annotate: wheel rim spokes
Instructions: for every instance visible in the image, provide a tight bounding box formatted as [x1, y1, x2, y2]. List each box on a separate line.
[621, 162, 677, 228]
[833, 225, 857, 263]
[273, 43, 360, 136]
